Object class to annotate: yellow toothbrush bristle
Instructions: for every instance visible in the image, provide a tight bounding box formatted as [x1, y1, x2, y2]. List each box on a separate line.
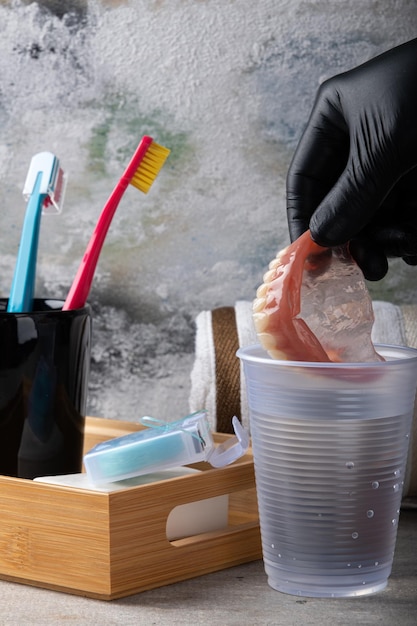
[130, 141, 171, 194]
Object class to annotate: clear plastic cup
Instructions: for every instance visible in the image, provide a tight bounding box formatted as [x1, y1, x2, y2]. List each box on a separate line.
[237, 344, 417, 598]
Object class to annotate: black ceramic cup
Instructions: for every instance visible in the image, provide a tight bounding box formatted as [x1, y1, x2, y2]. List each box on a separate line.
[0, 298, 91, 479]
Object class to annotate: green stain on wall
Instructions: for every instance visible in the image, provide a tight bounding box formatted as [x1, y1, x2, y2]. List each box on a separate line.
[85, 96, 194, 178]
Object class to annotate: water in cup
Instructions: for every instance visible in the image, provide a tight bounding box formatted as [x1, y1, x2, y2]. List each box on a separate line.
[238, 344, 417, 597]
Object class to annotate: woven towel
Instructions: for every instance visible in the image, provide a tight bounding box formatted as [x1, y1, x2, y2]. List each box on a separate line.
[189, 300, 417, 500]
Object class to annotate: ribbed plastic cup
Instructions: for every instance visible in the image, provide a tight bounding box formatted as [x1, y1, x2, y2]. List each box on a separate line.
[237, 344, 417, 598]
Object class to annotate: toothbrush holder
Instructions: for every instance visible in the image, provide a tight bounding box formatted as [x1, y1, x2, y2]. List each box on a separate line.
[0, 298, 91, 479]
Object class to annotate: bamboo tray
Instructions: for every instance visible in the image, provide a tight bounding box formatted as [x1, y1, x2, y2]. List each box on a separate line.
[0, 416, 261, 600]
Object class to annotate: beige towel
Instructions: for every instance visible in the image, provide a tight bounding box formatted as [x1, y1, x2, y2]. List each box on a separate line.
[189, 300, 417, 500]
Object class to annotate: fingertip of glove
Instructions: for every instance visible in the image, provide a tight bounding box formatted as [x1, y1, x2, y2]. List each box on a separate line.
[309, 211, 350, 248]
[309, 225, 339, 248]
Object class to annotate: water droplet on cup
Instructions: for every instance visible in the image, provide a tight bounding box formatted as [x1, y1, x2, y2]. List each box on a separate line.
[352, 532, 359, 539]
[366, 510, 374, 518]
[393, 484, 400, 493]
[346, 461, 355, 470]
[394, 469, 401, 478]
[391, 519, 397, 526]
[372, 481, 379, 489]
[375, 561, 379, 566]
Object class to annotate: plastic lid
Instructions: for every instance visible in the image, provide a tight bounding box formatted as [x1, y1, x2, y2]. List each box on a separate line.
[208, 416, 250, 467]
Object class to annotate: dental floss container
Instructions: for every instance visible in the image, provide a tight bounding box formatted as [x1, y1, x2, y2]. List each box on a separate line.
[84, 411, 249, 485]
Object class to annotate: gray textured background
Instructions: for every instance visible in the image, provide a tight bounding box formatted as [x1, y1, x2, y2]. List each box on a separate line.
[0, 0, 416, 421]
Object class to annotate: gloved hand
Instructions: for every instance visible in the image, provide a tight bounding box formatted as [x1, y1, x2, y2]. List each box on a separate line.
[286, 38, 417, 280]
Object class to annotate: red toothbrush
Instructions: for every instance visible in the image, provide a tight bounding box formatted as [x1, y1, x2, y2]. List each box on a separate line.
[63, 136, 170, 310]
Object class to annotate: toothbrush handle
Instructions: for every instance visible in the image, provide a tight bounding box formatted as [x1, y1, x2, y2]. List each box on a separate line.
[7, 173, 44, 313]
[62, 136, 154, 311]
[62, 178, 129, 311]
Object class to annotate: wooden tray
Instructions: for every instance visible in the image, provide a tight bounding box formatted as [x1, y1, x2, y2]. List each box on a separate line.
[0, 417, 261, 600]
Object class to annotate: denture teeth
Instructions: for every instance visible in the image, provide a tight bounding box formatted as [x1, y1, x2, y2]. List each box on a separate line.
[268, 257, 282, 270]
[269, 348, 288, 360]
[253, 232, 332, 362]
[276, 246, 288, 262]
[262, 268, 277, 283]
[257, 332, 278, 351]
[253, 312, 269, 332]
[256, 283, 268, 298]
[252, 297, 266, 313]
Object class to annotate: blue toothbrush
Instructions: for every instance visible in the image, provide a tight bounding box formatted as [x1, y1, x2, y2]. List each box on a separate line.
[7, 152, 66, 312]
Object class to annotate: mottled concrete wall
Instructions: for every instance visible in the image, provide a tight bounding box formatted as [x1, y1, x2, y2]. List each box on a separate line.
[0, 1, 416, 419]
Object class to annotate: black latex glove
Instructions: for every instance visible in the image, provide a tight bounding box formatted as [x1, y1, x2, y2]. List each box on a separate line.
[286, 38, 417, 280]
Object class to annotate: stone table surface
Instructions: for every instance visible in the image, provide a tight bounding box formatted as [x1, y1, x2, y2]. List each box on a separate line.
[0, 510, 415, 625]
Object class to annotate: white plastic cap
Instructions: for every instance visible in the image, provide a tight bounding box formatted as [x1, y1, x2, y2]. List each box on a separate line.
[208, 416, 250, 468]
